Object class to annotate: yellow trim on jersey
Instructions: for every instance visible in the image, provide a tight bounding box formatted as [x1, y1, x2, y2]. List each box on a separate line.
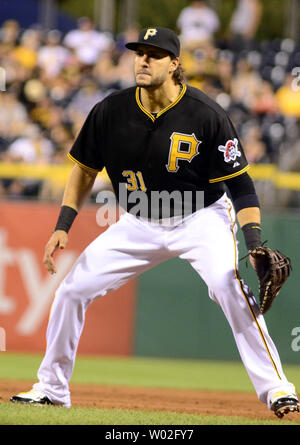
[135, 83, 187, 122]
[225, 199, 282, 381]
[67, 153, 101, 173]
[209, 165, 250, 183]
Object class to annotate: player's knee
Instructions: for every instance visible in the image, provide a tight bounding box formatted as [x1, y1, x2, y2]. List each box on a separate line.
[55, 281, 83, 304]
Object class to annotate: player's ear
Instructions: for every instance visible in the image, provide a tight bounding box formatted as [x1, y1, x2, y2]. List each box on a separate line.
[169, 57, 179, 74]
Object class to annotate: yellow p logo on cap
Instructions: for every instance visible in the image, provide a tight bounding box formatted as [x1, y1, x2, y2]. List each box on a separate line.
[144, 28, 157, 40]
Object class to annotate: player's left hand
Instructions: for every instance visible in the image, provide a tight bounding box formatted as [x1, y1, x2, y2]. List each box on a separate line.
[249, 246, 292, 314]
[249, 255, 256, 270]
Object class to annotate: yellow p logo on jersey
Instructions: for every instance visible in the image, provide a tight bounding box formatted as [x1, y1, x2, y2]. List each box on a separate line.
[144, 28, 157, 40]
[166, 132, 201, 173]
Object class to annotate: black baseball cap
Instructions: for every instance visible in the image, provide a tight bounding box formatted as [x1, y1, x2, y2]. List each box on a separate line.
[125, 27, 180, 57]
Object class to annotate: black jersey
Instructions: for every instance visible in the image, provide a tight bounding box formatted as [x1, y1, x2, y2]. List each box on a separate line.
[69, 84, 249, 219]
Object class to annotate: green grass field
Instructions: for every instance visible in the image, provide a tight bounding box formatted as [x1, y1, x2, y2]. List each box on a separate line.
[1, 353, 300, 426]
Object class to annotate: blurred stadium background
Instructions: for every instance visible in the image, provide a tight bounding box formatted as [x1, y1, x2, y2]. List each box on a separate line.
[1, 0, 300, 365]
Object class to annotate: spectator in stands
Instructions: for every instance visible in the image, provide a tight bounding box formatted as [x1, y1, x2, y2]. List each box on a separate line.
[276, 73, 300, 118]
[241, 122, 269, 163]
[49, 124, 73, 155]
[176, 0, 220, 50]
[179, 43, 219, 91]
[217, 52, 234, 93]
[11, 28, 40, 70]
[252, 80, 279, 115]
[22, 77, 48, 110]
[229, 0, 263, 50]
[230, 57, 262, 110]
[3, 123, 55, 199]
[93, 47, 136, 89]
[115, 25, 139, 54]
[65, 77, 105, 121]
[29, 97, 65, 133]
[91, 48, 119, 88]
[4, 123, 54, 164]
[111, 48, 136, 89]
[63, 16, 114, 66]
[47, 74, 75, 108]
[38, 30, 71, 78]
[0, 91, 28, 150]
[0, 19, 20, 48]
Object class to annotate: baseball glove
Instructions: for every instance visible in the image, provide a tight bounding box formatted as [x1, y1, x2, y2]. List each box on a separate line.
[250, 246, 292, 314]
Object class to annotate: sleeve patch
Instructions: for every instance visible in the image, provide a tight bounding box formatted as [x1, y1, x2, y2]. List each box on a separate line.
[218, 138, 241, 163]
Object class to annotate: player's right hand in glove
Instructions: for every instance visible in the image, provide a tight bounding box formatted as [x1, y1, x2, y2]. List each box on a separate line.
[43, 230, 68, 274]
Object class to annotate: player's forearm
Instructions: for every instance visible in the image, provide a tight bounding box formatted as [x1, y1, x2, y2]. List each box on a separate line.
[236, 206, 261, 228]
[237, 207, 262, 251]
[54, 164, 97, 233]
[225, 173, 262, 250]
[62, 163, 98, 211]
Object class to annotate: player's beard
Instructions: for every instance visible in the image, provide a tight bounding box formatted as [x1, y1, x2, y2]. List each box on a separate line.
[135, 71, 168, 89]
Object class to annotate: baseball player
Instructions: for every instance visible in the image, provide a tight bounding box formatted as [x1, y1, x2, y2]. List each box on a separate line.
[11, 27, 299, 418]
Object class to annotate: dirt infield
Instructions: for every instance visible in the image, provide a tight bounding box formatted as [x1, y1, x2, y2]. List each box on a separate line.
[1, 379, 299, 422]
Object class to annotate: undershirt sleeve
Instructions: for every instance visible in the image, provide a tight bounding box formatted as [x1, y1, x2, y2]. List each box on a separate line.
[225, 172, 260, 213]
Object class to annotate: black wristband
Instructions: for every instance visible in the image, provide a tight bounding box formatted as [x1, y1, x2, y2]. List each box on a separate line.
[241, 222, 262, 251]
[55, 205, 78, 233]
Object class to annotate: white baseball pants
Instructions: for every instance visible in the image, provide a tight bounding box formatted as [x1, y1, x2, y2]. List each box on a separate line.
[33, 193, 295, 407]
